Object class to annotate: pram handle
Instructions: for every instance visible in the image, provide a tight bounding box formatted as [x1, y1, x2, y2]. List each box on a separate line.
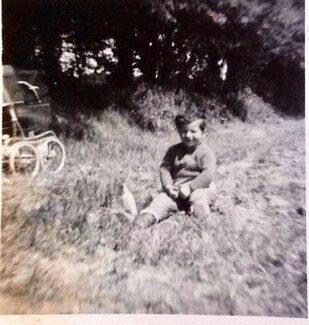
[2, 101, 25, 108]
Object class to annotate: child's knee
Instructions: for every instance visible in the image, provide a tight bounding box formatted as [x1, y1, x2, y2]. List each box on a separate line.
[189, 187, 216, 204]
[192, 199, 210, 218]
[189, 188, 208, 203]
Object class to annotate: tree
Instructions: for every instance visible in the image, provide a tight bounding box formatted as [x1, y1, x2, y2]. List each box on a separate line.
[3, 0, 304, 114]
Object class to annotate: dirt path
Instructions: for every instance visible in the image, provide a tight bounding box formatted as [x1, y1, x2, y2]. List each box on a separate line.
[208, 118, 306, 315]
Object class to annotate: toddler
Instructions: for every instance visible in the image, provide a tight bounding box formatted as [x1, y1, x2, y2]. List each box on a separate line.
[134, 114, 216, 228]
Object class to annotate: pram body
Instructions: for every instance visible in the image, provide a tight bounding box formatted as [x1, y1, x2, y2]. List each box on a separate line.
[2, 66, 65, 176]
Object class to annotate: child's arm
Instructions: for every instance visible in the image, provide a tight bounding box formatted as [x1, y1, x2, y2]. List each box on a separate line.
[160, 147, 179, 198]
[160, 147, 174, 189]
[189, 147, 216, 191]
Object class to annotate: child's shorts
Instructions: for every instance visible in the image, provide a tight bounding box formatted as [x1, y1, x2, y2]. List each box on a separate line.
[141, 182, 216, 223]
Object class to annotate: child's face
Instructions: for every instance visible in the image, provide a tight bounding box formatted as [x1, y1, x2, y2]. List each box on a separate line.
[178, 120, 205, 149]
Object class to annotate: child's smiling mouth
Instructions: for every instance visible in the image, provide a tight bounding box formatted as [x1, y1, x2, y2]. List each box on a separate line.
[183, 138, 196, 144]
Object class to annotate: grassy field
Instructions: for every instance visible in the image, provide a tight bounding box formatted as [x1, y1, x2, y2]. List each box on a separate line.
[0, 91, 307, 316]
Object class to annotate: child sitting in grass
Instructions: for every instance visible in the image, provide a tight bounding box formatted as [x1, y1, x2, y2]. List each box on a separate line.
[134, 113, 216, 228]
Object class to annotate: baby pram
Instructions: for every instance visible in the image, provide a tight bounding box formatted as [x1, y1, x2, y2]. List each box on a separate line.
[2, 66, 65, 177]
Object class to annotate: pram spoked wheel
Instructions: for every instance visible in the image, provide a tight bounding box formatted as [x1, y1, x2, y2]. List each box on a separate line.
[9, 142, 40, 177]
[3, 73, 66, 177]
[38, 137, 66, 173]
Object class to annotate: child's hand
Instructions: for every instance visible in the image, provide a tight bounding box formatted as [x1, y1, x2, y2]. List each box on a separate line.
[165, 184, 179, 199]
[179, 184, 191, 199]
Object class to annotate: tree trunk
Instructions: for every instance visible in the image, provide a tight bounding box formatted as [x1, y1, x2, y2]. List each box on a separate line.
[223, 51, 241, 95]
[114, 6, 134, 86]
[204, 49, 222, 96]
[36, 8, 62, 91]
[139, 33, 159, 82]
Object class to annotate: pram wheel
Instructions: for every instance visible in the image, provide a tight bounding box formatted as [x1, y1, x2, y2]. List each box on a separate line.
[38, 137, 66, 173]
[9, 142, 40, 177]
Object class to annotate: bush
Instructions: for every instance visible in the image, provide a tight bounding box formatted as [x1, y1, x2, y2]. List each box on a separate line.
[49, 101, 97, 141]
[127, 83, 232, 132]
[226, 88, 278, 123]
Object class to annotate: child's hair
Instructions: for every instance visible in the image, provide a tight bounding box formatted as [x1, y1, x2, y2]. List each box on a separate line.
[175, 114, 206, 131]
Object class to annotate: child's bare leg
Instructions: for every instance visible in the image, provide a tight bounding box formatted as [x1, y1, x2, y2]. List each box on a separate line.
[134, 192, 178, 228]
[192, 199, 210, 218]
[189, 184, 216, 218]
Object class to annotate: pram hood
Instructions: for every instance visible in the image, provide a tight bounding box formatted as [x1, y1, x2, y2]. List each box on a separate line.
[3, 65, 49, 104]
[2, 65, 52, 136]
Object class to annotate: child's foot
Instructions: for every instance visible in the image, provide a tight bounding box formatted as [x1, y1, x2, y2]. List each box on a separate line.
[134, 213, 156, 228]
[116, 211, 135, 223]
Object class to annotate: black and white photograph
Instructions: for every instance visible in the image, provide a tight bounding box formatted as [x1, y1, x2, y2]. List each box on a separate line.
[1, 0, 307, 321]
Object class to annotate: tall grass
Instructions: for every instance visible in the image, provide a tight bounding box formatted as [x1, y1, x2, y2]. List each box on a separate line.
[0, 88, 306, 316]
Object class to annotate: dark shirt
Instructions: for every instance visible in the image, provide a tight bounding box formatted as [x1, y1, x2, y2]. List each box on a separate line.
[160, 142, 216, 191]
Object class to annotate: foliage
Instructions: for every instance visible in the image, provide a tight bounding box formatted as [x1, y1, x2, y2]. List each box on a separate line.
[228, 88, 278, 123]
[128, 83, 232, 132]
[151, 0, 304, 63]
[2, 0, 305, 114]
